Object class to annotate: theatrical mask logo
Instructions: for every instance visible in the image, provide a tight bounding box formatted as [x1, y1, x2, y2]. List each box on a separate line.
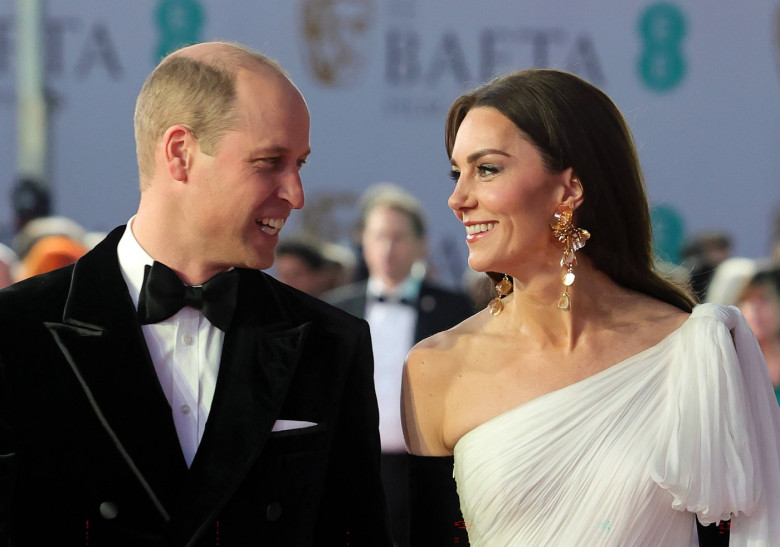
[299, 0, 376, 87]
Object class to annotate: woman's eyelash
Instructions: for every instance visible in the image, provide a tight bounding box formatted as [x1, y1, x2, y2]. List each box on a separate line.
[478, 164, 500, 175]
[449, 164, 499, 182]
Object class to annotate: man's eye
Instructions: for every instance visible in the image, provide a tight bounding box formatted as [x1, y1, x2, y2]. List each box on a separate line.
[256, 158, 282, 170]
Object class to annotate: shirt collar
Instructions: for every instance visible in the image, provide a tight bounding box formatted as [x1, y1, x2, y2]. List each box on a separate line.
[117, 216, 155, 309]
[367, 274, 421, 303]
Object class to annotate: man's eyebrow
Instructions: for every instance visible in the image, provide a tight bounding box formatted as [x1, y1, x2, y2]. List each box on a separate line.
[250, 146, 287, 157]
[249, 146, 311, 158]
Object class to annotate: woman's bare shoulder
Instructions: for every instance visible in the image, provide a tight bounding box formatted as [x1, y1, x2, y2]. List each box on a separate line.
[625, 293, 690, 332]
[407, 311, 484, 369]
[602, 291, 691, 351]
[402, 313, 485, 456]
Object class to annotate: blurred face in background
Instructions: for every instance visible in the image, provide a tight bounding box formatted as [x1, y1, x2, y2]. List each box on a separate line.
[361, 205, 425, 288]
[275, 254, 330, 297]
[739, 284, 780, 343]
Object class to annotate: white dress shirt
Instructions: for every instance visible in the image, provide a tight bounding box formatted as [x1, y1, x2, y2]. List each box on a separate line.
[117, 218, 224, 467]
[365, 276, 420, 453]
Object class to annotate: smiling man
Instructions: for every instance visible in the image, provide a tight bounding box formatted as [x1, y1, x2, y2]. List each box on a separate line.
[0, 42, 391, 547]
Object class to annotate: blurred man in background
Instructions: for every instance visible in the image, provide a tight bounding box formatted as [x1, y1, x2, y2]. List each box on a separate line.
[325, 183, 473, 546]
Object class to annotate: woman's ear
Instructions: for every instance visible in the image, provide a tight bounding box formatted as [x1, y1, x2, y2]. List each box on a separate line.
[563, 169, 585, 210]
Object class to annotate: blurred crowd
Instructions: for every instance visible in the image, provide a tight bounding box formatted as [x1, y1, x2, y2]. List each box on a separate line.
[679, 210, 780, 406]
[0, 215, 106, 290]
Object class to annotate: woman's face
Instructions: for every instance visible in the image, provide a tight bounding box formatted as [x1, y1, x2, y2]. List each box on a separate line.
[448, 106, 571, 277]
[739, 285, 780, 342]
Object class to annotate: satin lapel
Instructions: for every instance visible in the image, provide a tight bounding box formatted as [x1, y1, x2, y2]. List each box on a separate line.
[46, 227, 186, 521]
[170, 271, 311, 546]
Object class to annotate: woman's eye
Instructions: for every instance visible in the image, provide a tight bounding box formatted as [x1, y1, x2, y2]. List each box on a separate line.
[477, 164, 500, 177]
[449, 169, 461, 182]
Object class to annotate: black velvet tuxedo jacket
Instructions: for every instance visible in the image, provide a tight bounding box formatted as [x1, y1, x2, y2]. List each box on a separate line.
[323, 280, 474, 344]
[0, 226, 392, 547]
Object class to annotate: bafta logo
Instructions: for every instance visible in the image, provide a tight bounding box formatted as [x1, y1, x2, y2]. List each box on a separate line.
[300, 0, 376, 87]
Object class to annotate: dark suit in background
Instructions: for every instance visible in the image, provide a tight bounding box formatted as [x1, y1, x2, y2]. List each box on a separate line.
[326, 278, 472, 547]
[324, 180, 474, 547]
[324, 279, 473, 342]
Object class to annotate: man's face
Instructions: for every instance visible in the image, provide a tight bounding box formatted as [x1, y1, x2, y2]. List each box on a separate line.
[185, 68, 311, 272]
[361, 205, 425, 287]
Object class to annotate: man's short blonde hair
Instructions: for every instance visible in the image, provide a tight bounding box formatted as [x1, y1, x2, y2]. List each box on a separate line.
[133, 42, 288, 186]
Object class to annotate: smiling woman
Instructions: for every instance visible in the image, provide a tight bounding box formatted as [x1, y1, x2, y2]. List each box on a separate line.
[402, 69, 780, 546]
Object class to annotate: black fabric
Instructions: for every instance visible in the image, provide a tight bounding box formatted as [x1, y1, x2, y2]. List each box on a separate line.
[408, 455, 468, 546]
[0, 226, 393, 547]
[697, 519, 730, 546]
[137, 261, 239, 331]
[381, 453, 410, 546]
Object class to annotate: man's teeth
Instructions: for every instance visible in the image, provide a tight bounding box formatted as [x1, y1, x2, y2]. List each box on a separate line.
[258, 217, 285, 235]
[465, 222, 495, 235]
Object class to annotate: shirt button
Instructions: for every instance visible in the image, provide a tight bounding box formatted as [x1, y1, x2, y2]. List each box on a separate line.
[181, 404, 191, 415]
[183, 334, 193, 345]
[99, 501, 118, 520]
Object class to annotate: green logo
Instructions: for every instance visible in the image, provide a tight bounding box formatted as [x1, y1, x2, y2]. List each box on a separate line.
[154, 0, 205, 62]
[637, 3, 687, 92]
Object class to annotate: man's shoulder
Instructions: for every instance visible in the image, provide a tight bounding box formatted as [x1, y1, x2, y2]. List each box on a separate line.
[0, 265, 74, 318]
[320, 281, 367, 305]
[319, 281, 368, 318]
[258, 272, 368, 328]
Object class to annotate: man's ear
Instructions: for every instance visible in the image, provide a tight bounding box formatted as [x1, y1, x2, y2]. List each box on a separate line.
[562, 169, 585, 210]
[162, 124, 195, 182]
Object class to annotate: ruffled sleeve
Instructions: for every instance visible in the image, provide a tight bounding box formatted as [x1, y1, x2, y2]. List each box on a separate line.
[650, 303, 780, 544]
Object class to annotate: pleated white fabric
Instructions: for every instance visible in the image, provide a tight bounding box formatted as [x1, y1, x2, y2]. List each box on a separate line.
[453, 304, 780, 546]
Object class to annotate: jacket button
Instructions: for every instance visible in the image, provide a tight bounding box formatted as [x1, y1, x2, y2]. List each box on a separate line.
[99, 501, 118, 520]
[266, 502, 282, 521]
[420, 295, 436, 312]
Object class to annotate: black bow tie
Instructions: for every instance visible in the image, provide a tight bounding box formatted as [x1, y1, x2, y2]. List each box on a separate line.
[371, 294, 414, 306]
[137, 261, 239, 331]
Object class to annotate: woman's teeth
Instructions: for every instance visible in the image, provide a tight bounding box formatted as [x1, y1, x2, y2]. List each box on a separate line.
[466, 222, 495, 235]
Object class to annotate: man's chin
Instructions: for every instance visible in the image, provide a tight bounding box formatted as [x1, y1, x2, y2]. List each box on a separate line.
[235, 253, 274, 272]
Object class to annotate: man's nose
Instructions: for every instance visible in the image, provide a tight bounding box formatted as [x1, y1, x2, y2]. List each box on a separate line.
[281, 172, 305, 210]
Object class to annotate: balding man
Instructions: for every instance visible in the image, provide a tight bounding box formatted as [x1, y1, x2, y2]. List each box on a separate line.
[0, 42, 391, 547]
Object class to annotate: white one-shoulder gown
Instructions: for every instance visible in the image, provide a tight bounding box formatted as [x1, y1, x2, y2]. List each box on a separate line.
[454, 304, 780, 546]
